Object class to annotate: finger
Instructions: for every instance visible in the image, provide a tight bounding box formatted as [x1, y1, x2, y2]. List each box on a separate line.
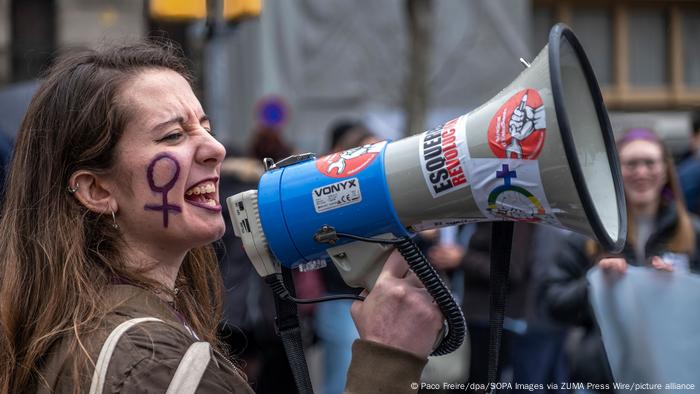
[517, 93, 528, 111]
[599, 257, 621, 267]
[600, 258, 626, 273]
[428, 249, 445, 262]
[447, 244, 465, 255]
[615, 259, 627, 273]
[651, 256, 673, 272]
[419, 288, 438, 309]
[598, 258, 612, 269]
[380, 250, 410, 279]
[402, 268, 424, 288]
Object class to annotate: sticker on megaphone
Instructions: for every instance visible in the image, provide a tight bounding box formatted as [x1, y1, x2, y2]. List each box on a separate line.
[467, 158, 562, 226]
[418, 116, 470, 198]
[488, 88, 546, 160]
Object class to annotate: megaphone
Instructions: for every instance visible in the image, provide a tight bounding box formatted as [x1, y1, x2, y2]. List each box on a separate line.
[227, 23, 626, 355]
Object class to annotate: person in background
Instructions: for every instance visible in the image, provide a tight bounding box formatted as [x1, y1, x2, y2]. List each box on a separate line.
[315, 119, 380, 394]
[416, 226, 472, 391]
[448, 222, 570, 390]
[217, 142, 292, 394]
[248, 124, 294, 163]
[542, 128, 700, 393]
[677, 112, 700, 215]
[0, 42, 443, 393]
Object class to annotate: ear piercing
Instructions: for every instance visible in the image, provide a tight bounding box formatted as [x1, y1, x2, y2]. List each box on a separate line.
[67, 183, 79, 194]
[111, 210, 119, 229]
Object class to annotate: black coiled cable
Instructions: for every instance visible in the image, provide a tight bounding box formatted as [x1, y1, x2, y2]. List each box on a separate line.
[395, 237, 467, 356]
[268, 226, 467, 356]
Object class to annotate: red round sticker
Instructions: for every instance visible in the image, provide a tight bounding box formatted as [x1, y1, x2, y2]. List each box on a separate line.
[316, 142, 385, 178]
[487, 88, 546, 159]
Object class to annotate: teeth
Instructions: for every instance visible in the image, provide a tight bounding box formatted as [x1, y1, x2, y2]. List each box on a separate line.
[207, 199, 217, 207]
[186, 183, 216, 196]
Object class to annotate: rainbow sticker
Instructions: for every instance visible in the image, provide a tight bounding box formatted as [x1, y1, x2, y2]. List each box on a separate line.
[466, 159, 561, 226]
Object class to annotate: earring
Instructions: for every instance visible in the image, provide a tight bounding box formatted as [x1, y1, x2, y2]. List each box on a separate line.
[111, 210, 119, 229]
[67, 183, 79, 194]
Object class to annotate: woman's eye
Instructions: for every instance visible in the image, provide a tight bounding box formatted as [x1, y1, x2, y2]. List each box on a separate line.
[158, 132, 183, 143]
[204, 127, 215, 136]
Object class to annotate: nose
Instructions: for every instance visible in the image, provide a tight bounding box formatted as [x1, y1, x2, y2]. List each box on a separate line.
[196, 131, 226, 166]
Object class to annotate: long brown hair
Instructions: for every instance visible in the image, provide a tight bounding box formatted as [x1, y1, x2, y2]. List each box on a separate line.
[587, 128, 695, 260]
[0, 41, 224, 392]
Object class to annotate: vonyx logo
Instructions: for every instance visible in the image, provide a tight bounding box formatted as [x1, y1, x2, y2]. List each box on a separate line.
[312, 177, 362, 213]
[313, 179, 357, 197]
[316, 141, 386, 178]
[488, 88, 546, 159]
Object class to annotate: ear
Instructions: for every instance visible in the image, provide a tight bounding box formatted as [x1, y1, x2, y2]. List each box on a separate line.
[69, 170, 119, 214]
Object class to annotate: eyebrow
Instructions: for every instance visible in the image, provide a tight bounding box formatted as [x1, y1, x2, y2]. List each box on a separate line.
[151, 115, 209, 132]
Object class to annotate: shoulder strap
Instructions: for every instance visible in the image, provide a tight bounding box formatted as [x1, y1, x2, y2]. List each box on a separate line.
[166, 342, 212, 394]
[90, 317, 164, 394]
[89, 317, 214, 394]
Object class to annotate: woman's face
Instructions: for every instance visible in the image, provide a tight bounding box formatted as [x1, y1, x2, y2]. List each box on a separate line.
[619, 139, 667, 211]
[108, 68, 226, 258]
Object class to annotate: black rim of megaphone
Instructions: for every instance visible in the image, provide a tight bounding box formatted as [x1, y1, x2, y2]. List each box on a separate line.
[548, 23, 627, 253]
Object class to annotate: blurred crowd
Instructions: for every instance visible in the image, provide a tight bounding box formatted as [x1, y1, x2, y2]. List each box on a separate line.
[1, 108, 699, 394]
[210, 112, 700, 394]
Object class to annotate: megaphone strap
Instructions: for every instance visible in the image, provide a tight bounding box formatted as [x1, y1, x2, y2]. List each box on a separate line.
[485, 222, 514, 393]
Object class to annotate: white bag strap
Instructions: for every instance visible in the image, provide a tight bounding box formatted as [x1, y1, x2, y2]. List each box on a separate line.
[89, 317, 163, 394]
[166, 341, 212, 394]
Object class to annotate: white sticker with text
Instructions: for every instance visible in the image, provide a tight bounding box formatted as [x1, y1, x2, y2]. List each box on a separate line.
[312, 177, 362, 213]
[419, 115, 470, 198]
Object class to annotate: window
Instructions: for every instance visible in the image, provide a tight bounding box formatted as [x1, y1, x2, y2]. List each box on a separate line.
[534, 0, 700, 109]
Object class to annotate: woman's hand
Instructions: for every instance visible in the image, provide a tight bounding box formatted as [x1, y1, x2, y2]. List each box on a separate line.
[350, 254, 443, 359]
[650, 255, 674, 272]
[597, 257, 628, 274]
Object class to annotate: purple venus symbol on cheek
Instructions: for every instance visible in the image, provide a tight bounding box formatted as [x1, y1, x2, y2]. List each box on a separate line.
[144, 153, 182, 228]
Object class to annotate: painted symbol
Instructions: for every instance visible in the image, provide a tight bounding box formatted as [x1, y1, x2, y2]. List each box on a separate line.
[488, 89, 546, 159]
[316, 141, 385, 178]
[144, 153, 182, 228]
[487, 164, 545, 222]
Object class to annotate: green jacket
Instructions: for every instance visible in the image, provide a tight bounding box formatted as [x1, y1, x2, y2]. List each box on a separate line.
[36, 284, 426, 393]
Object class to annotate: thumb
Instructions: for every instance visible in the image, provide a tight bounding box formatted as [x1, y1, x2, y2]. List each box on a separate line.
[517, 92, 528, 110]
[379, 251, 409, 280]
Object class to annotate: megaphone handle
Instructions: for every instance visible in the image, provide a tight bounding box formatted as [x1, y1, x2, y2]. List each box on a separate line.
[327, 239, 396, 290]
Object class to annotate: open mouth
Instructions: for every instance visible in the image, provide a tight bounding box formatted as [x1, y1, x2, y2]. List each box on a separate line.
[184, 179, 220, 210]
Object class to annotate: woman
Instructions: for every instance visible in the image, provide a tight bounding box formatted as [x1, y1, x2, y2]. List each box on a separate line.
[542, 128, 700, 391]
[0, 42, 441, 393]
